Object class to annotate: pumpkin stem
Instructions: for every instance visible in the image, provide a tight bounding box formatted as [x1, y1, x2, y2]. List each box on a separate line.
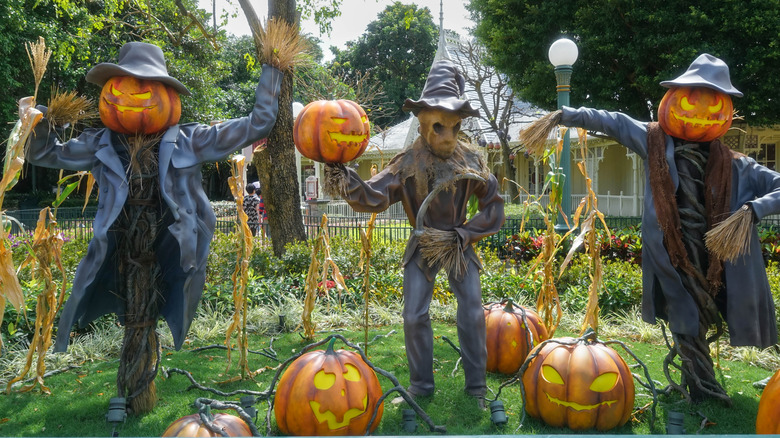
[580, 327, 598, 343]
[201, 403, 215, 422]
[325, 336, 338, 354]
[503, 299, 515, 313]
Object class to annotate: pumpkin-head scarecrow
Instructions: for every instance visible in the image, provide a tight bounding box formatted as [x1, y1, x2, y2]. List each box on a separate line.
[324, 59, 505, 408]
[520, 53, 780, 404]
[24, 41, 284, 413]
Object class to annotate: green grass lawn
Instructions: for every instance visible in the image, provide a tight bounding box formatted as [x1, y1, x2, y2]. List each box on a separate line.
[0, 313, 773, 436]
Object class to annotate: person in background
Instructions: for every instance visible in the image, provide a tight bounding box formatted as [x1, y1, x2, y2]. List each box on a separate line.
[243, 183, 261, 236]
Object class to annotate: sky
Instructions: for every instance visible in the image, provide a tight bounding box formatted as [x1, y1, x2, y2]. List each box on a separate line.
[196, 0, 476, 61]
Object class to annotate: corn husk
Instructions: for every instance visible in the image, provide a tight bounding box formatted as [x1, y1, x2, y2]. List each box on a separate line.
[224, 156, 253, 378]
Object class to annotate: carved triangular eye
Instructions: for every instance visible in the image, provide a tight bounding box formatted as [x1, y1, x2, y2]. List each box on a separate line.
[542, 365, 564, 385]
[589, 372, 618, 392]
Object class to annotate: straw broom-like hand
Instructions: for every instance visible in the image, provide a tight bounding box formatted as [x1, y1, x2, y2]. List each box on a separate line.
[256, 17, 311, 72]
[323, 163, 349, 198]
[705, 204, 756, 263]
[518, 109, 563, 156]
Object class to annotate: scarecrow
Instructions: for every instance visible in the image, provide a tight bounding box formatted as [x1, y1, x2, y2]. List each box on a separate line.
[22, 41, 283, 412]
[522, 53, 779, 403]
[325, 60, 505, 407]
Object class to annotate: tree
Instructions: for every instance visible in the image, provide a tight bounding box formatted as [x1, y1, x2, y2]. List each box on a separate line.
[468, 0, 780, 125]
[450, 39, 531, 202]
[329, 1, 437, 128]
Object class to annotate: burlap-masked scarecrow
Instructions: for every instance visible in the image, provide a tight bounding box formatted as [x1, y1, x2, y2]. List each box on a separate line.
[326, 60, 505, 406]
[523, 54, 779, 403]
[23, 42, 282, 412]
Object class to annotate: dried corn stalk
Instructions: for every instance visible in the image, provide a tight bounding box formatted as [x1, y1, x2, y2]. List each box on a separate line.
[360, 213, 377, 354]
[559, 128, 608, 335]
[5, 208, 66, 394]
[224, 156, 253, 378]
[301, 215, 348, 340]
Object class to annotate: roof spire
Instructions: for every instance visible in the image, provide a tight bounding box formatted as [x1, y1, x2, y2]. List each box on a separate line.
[435, 0, 446, 60]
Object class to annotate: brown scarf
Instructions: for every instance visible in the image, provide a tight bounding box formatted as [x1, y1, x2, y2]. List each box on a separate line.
[647, 122, 732, 293]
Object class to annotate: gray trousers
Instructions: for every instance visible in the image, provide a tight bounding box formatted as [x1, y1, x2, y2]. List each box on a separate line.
[402, 249, 487, 397]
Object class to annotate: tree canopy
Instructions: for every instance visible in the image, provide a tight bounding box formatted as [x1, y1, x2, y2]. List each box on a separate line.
[329, 1, 437, 128]
[468, 0, 780, 126]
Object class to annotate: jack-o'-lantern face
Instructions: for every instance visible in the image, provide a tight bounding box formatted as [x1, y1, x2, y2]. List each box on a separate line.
[293, 100, 370, 163]
[418, 108, 462, 159]
[274, 340, 384, 436]
[523, 338, 635, 431]
[310, 363, 369, 429]
[99, 76, 181, 135]
[658, 86, 733, 142]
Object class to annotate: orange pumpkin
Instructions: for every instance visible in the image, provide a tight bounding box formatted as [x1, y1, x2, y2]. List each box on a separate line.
[99, 76, 181, 135]
[162, 412, 252, 437]
[484, 300, 548, 375]
[293, 100, 370, 163]
[522, 337, 635, 431]
[274, 338, 384, 435]
[756, 369, 780, 433]
[657, 86, 733, 142]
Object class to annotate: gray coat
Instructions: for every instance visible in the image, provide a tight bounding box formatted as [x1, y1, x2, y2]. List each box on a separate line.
[562, 106, 778, 348]
[27, 66, 282, 351]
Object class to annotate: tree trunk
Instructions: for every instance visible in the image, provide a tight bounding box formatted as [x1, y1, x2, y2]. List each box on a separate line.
[236, 0, 306, 256]
[500, 140, 518, 202]
[253, 0, 306, 256]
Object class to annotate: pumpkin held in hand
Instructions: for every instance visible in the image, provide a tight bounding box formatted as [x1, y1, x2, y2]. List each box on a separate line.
[484, 300, 548, 374]
[162, 412, 252, 437]
[522, 336, 635, 431]
[756, 369, 780, 434]
[274, 338, 384, 435]
[99, 76, 182, 135]
[657, 86, 733, 142]
[293, 100, 370, 163]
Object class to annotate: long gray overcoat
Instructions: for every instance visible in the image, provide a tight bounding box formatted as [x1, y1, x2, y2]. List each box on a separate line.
[26, 66, 282, 351]
[562, 106, 779, 348]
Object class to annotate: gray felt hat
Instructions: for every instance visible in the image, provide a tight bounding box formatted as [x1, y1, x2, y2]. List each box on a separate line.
[660, 53, 742, 97]
[86, 42, 191, 96]
[402, 60, 479, 118]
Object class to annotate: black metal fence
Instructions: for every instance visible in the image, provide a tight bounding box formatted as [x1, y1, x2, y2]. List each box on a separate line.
[5, 207, 780, 251]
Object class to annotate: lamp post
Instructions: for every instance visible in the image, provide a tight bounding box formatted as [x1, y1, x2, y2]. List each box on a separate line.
[548, 38, 578, 232]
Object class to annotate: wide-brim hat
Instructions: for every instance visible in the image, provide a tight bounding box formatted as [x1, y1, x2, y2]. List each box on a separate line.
[402, 59, 479, 118]
[660, 53, 742, 97]
[86, 42, 191, 96]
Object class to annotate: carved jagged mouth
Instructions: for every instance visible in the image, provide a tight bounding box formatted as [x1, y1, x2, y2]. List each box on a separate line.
[309, 396, 368, 429]
[104, 98, 156, 113]
[670, 110, 725, 127]
[329, 132, 367, 145]
[545, 392, 617, 411]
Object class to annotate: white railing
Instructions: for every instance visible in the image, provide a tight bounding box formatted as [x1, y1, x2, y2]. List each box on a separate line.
[509, 192, 643, 217]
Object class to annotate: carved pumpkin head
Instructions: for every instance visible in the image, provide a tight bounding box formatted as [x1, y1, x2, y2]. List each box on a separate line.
[293, 100, 370, 164]
[99, 76, 181, 135]
[274, 339, 384, 436]
[658, 86, 733, 142]
[484, 300, 548, 375]
[522, 337, 635, 431]
[756, 369, 780, 434]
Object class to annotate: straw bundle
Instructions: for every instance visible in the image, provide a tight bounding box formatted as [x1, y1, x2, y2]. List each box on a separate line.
[257, 17, 311, 71]
[418, 228, 467, 280]
[518, 110, 562, 156]
[705, 205, 755, 263]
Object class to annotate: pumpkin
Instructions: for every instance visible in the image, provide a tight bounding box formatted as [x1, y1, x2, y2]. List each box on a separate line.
[484, 300, 548, 375]
[657, 86, 733, 142]
[756, 369, 780, 433]
[522, 337, 635, 431]
[274, 338, 384, 435]
[293, 100, 370, 163]
[162, 412, 252, 437]
[99, 76, 181, 135]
